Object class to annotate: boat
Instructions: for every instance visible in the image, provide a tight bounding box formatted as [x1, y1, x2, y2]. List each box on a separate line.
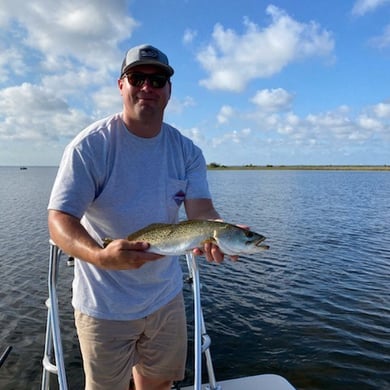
[41, 243, 296, 390]
[181, 375, 295, 390]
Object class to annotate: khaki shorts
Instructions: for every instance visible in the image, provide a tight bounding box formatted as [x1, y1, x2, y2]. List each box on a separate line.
[75, 292, 187, 390]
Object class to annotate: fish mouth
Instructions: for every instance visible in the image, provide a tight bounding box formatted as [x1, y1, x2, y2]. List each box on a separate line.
[255, 236, 266, 245]
[255, 237, 269, 250]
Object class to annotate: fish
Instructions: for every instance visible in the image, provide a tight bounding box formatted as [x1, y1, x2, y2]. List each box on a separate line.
[103, 219, 269, 256]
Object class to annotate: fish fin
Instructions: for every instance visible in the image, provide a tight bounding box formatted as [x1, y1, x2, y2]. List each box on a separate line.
[145, 223, 171, 229]
[201, 237, 218, 246]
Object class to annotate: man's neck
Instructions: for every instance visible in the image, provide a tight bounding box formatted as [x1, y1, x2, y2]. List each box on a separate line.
[121, 113, 162, 138]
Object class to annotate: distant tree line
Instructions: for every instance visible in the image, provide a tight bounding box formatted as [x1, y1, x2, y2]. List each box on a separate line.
[207, 162, 227, 168]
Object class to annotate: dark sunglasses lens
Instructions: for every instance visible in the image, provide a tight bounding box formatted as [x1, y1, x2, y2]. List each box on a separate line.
[127, 73, 145, 87]
[127, 73, 167, 88]
[149, 75, 168, 88]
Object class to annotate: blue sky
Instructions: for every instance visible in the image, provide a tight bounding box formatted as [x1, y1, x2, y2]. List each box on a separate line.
[1, 0, 390, 166]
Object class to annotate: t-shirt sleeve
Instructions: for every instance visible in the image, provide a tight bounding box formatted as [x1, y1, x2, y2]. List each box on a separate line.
[48, 143, 99, 219]
[184, 142, 212, 200]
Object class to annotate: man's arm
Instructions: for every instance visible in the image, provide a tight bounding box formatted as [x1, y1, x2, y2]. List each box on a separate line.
[184, 198, 221, 221]
[48, 209, 162, 270]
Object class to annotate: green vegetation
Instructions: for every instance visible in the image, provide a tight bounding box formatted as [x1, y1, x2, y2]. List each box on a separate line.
[208, 162, 227, 169]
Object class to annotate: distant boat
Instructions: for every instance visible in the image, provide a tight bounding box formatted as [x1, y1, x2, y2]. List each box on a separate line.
[20, 167, 28, 170]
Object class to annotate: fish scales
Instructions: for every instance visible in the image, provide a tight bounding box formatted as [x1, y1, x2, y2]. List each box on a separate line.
[103, 220, 269, 256]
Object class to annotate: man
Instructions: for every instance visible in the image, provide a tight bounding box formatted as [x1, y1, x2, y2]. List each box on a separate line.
[48, 44, 227, 390]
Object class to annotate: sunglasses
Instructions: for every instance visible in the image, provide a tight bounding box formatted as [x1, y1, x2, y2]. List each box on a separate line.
[124, 72, 169, 89]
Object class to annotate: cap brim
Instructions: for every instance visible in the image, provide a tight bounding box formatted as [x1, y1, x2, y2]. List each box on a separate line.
[122, 60, 174, 77]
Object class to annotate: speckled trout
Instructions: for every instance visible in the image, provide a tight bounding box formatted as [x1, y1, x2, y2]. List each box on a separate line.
[103, 220, 269, 256]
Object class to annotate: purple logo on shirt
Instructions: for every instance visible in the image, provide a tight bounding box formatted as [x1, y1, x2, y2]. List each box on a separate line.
[174, 190, 185, 206]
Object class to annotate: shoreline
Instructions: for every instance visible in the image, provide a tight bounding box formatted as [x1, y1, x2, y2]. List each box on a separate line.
[1, 165, 389, 171]
[207, 165, 390, 171]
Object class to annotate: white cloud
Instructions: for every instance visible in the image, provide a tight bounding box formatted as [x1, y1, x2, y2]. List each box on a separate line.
[1, 83, 66, 113]
[167, 96, 196, 115]
[0, 45, 25, 82]
[246, 101, 389, 146]
[351, 0, 390, 16]
[91, 85, 122, 119]
[369, 24, 390, 48]
[211, 128, 252, 147]
[183, 28, 198, 45]
[197, 5, 334, 92]
[0, 0, 138, 76]
[373, 101, 390, 117]
[357, 114, 382, 131]
[0, 0, 138, 164]
[180, 96, 390, 166]
[250, 88, 293, 112]
[0, 83, 90, 142]
[217, 105, 234, 124]
[181, 127, 206, 146]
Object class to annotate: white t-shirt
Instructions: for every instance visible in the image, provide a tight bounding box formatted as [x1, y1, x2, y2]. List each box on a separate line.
[48, 113, 211, 320]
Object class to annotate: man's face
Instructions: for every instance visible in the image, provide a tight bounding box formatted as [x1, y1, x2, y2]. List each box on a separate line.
[118, 65, 171, 121]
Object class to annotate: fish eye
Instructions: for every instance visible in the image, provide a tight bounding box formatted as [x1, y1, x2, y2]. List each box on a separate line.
[245, 231, 254, 238]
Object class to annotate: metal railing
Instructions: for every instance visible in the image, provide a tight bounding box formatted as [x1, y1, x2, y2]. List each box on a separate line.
[41, 242, 68, 390]
[41, 245, 219, 390]
[186, 252, 220, 390]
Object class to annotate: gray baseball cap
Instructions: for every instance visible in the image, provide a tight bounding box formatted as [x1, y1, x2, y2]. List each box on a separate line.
[120, 44, 174, 77]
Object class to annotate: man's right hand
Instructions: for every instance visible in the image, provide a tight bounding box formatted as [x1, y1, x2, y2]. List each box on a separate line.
[97, 239, 163, 270]
[48, 210, 162, 271]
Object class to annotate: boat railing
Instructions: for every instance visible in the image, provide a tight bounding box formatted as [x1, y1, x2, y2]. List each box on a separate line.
[41, 242, 295, 390]
[41, 243, 220, 390]
[41, 241, 68, 390]
[0, 346, 12, 369]
[185, 253, 220, 390]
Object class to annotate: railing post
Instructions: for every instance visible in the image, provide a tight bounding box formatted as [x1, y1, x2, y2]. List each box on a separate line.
[41, 242, 68, 390]
[185, 253, 220, 390]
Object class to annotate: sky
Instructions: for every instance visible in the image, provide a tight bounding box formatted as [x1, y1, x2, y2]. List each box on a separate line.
[1, 0, 390, 166]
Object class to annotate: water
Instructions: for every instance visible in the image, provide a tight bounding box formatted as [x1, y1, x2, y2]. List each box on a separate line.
[1, 167, 389, 389]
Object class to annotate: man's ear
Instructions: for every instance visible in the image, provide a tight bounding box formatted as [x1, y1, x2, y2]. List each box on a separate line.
[118, 78, 125, 96]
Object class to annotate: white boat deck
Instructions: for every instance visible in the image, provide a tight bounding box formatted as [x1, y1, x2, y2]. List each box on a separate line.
[181, 374, 296, 390]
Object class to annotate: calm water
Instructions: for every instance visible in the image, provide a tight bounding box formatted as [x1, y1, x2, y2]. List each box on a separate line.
[0, 167, 389, 389]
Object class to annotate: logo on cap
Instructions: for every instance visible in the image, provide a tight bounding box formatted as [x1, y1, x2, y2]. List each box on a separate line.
[140, 48, 159, 59]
